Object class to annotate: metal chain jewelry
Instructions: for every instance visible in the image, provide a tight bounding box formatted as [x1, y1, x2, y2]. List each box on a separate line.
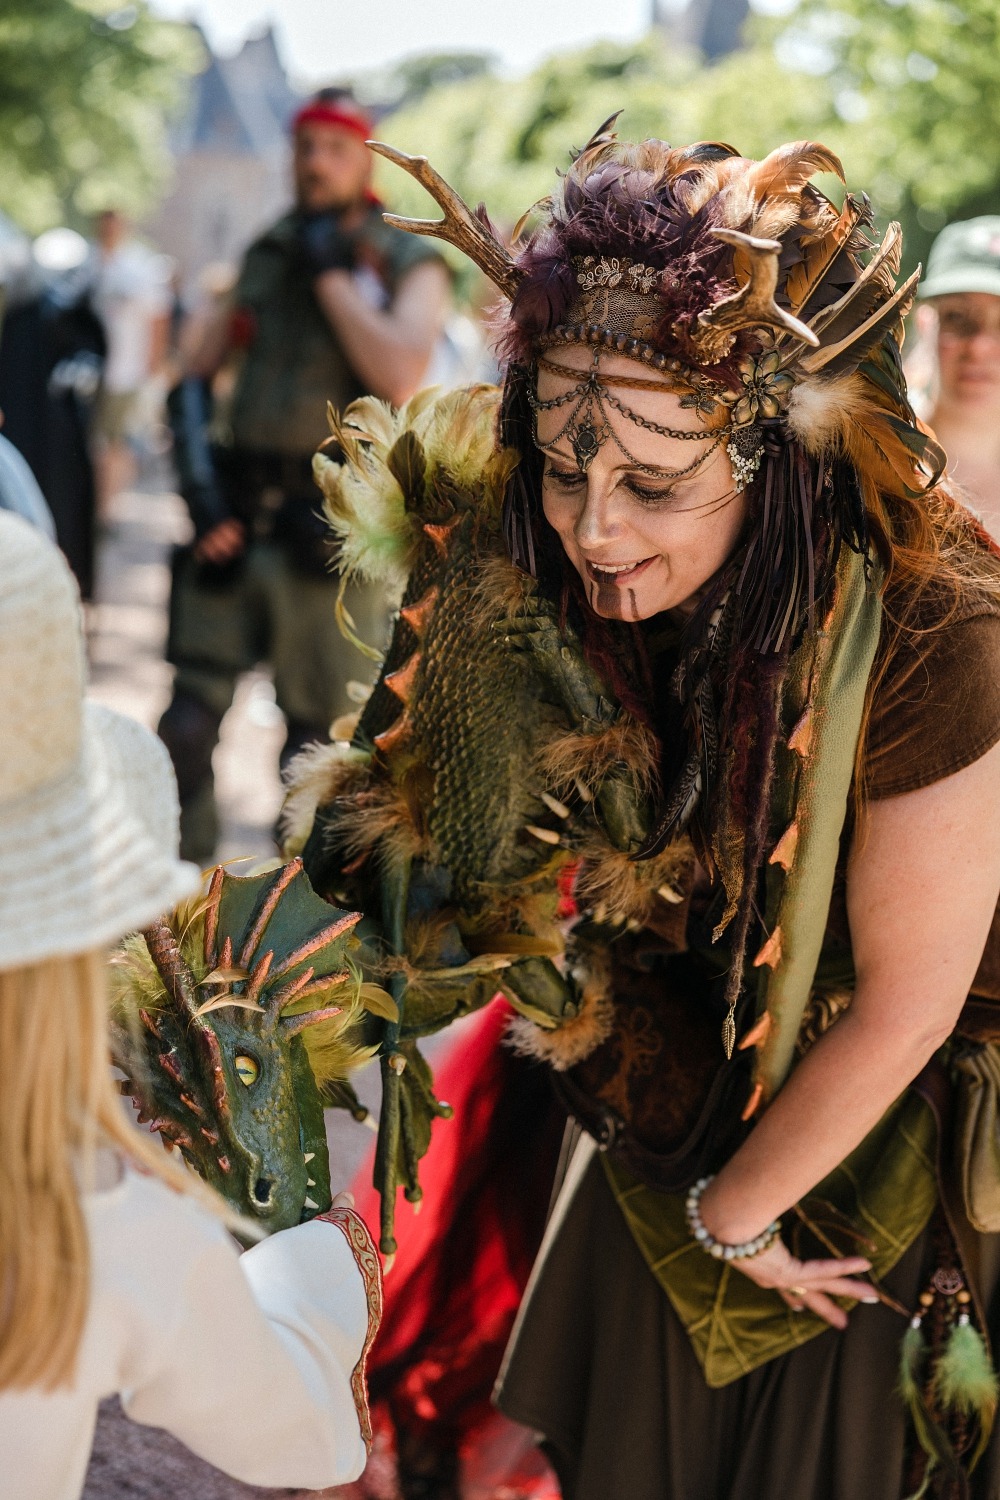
[528, 383, 726, 481]
[685, 1175, 782, 1261]
[531, 352, 762, 490]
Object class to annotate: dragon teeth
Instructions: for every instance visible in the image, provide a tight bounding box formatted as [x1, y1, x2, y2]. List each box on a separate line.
[303, 1151, 315, 1163]
[307, 1178, 315, 1188]
[540, 791, 571, 820]
[304, 1196, 318, 1210]
[526, 824, 561, 846]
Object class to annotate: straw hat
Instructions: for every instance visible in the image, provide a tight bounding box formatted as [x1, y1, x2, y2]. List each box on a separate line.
[0, 513, 200, 969]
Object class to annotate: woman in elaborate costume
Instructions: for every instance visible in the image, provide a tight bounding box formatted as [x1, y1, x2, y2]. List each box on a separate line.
[287, 118, 1000, 1499]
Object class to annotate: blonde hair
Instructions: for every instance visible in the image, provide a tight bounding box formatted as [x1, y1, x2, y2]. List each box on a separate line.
[0, 950, 238, 1393]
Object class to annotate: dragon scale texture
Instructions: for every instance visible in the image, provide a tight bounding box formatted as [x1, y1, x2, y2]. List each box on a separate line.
[283, 385, 691, 1252]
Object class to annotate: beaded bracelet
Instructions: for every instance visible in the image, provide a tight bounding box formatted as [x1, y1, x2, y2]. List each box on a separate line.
[685, 1176, 782, 1262]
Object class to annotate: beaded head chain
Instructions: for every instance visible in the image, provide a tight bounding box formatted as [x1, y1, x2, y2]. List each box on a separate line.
[367, 119, 942, 651]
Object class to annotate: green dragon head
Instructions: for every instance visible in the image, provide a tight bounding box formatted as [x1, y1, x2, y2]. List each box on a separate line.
[110, 858, 379, 1232]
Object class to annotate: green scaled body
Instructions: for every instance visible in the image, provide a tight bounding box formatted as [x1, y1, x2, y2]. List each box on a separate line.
[283, 386, 689, 1253]
[110, 858, 376, 1232]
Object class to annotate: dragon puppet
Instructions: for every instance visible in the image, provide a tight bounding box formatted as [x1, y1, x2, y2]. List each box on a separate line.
[107, 383, 682, 1252]
[110, 857, 390, 1232]
[278, 382, 690, 1255]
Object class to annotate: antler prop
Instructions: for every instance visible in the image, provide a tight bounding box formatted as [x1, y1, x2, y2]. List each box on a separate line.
[693, 228, 820, 362]
[367, 141, 523, 300]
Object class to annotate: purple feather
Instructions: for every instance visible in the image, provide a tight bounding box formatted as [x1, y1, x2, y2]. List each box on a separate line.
[493, 142, 766, 375]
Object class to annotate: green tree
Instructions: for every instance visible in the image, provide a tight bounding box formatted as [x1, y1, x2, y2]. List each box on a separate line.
[375, 1, 1000, 278]
[0, 0, 199, 233]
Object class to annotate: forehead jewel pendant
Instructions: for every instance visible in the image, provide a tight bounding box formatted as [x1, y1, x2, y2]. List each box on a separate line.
[572, 421, 600, 473]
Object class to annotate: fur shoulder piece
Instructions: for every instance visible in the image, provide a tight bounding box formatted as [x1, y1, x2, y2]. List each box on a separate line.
[314, 383, 518, 590]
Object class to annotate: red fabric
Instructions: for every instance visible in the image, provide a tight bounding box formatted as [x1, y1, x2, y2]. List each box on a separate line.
[352, 1000, 564, 1452]
[228, 306, 256, 350]
[292, 100, 374, 141]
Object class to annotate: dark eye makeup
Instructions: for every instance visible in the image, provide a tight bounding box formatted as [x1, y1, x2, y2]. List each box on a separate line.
[543, 464, 676, 507]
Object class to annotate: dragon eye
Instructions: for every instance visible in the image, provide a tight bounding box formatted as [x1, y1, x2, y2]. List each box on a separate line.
[234, 1055, 259, 1087]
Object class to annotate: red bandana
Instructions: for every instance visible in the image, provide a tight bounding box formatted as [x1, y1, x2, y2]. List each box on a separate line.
[291, 101, 374, 142]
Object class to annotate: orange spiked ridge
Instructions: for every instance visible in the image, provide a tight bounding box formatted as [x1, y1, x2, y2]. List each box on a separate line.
[400, 586, 439, 639]
[422, 518, 462, 557]
[384, 651, 422, 707]
[110, 861, 369, 1233]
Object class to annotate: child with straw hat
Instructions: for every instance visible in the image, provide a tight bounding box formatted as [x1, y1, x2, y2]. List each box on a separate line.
[0, 512, 380, 1498]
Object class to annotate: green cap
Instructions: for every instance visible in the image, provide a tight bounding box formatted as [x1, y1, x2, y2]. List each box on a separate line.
[919, 216, 1000, 299]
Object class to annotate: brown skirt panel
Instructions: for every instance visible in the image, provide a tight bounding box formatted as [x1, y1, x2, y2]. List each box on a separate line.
[496, 1157, 1000, 1500]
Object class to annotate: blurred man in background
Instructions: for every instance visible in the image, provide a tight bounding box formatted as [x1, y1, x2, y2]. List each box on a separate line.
[159, 88, 449, 863]
[918, 216, 1000, 539]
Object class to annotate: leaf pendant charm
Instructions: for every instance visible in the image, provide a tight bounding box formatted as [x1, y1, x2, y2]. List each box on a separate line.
[722, 1007, 736, 1060]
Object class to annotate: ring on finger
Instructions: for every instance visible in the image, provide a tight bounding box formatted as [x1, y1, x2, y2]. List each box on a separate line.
[788, 1285, 807, 1297]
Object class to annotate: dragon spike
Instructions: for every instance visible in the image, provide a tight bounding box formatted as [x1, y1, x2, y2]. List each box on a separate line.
[293, 971, 351, 1002]
[374, 712, 412, 756]
[741, 1081, 765, 1122]
[738, 1011, 773, 1051]
[367, 141, 522, 300]
[179, 1090, 205, 1119]
[203, 864, 225, 968]
[693, 229, 819, 361]
[138, 1008, 161, 1040]
[265, 965, 315, 1019]
[142, 920, 200, 1018]
[269, 912, 361, 982]
[238, 859, 303, 968]
[217, 1154, 231, 1174]
[422, 518, 461, 556]
[269, 970, 350, 1024]
[245, 948, 274, 1003]
[157, 1050, 184, 1085]
[219, 935, 233, 969]
[280, 1005, 344, 1038]
[400, 586, 439, 639]
[194, 1023, 230, 1122]
[384, 651, 421, 706]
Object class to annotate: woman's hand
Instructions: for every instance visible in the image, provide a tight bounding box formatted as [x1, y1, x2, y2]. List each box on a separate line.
[732, 1239, 877, 1328]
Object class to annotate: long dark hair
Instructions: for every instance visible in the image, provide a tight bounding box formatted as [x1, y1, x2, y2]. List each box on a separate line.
[497, 359, 877, 1016]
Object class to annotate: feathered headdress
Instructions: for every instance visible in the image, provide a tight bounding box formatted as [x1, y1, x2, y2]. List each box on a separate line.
[369, 115, 943, 637]
[367, 118, 945, 1064]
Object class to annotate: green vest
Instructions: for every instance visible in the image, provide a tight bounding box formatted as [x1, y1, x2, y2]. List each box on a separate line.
[228, 207, 442, 457]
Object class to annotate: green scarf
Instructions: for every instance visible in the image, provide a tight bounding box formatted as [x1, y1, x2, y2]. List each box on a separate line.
[606, 550, 940, 1384]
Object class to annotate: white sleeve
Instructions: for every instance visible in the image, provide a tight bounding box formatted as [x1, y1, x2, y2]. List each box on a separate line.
[110, 1187, 381, 1490]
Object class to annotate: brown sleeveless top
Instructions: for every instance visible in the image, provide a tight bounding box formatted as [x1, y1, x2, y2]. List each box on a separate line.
[558, 572, 1000, 1179]
[835, 590, 1000, 997]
